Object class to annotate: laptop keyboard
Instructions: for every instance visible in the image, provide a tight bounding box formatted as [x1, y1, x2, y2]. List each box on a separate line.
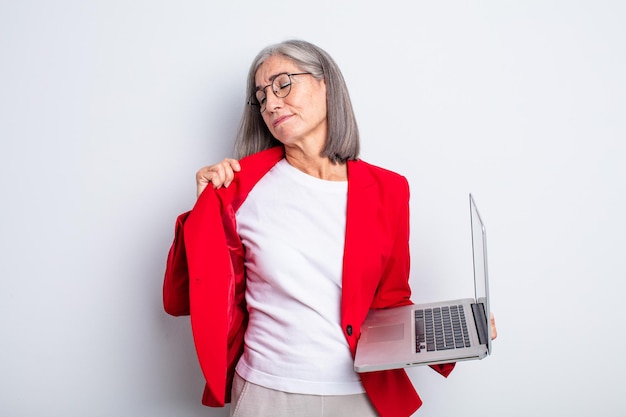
[415, 305, 471, 352]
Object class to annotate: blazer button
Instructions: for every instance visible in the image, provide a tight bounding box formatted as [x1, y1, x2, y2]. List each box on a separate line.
[346, 325, 353, 336]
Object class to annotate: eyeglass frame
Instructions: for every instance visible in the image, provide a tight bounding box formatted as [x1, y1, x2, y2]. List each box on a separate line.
[248, 72, 312, 113]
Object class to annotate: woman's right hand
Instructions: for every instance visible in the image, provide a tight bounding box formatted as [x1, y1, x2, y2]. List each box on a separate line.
[195, 158, 241, 197]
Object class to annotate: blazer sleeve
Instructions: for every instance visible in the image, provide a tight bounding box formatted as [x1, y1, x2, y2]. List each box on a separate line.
[163, 211, 192, 316]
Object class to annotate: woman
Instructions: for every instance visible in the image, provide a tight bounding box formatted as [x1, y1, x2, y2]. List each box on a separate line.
[163, 39, 494, 417]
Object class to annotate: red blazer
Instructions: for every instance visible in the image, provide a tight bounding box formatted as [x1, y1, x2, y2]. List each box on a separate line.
[163, 146, 454, 417]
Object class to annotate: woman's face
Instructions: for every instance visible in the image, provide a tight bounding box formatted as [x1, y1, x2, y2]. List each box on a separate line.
[255, 55, 328, 151]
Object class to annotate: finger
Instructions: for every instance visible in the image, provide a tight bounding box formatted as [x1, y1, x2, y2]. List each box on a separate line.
[196, 166, 218, 197]
[196, 173, 212, 197]
[223, 166, 236, 188]
[226, 158, 241, 172]
[197, 165, 224, 188]
[221, 159, 241, 188]
[210, 166, 226, 189]
[195, 166, 214, 184]
[490, 312, 497, 340]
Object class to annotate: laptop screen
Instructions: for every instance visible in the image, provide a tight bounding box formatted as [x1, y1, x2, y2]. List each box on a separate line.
[470, 194, 492, 354]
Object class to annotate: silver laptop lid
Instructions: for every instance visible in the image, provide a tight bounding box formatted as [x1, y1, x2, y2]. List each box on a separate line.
[470, 193, 492, 354]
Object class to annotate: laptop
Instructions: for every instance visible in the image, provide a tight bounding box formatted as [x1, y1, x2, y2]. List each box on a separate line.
[354, 193, 492, 373]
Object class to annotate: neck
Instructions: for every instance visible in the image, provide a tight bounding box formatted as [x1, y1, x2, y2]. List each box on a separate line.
[284, 150, 347, 181]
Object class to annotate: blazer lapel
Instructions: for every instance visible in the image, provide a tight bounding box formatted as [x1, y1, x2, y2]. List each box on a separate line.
[341, 160, 384, 352]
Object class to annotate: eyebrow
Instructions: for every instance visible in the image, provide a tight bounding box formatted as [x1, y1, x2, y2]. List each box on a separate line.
[255, 72, 285, 91]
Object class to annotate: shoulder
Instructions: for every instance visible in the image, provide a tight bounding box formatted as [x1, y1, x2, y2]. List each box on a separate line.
[348, 159, 409, 191]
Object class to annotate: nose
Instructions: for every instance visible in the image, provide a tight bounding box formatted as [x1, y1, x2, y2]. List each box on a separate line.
[264, 88, 283, 112]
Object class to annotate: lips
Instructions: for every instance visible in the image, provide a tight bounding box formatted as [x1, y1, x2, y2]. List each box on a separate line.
[272, 114, 292, 127]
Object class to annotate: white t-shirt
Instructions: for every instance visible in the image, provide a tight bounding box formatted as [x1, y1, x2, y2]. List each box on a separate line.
[234, 158, 364, 395]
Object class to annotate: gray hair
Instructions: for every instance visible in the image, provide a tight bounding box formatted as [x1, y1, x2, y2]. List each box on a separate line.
[234, 39, 360, 163]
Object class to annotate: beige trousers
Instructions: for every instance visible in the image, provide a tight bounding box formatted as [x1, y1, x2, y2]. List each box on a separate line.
[229, 372, 379, 417]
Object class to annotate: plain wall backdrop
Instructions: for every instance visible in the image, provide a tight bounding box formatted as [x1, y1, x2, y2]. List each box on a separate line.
[1, 1, 625, 416]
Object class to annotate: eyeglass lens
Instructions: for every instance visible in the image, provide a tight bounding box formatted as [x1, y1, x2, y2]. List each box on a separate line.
[254, 73, 293, 113]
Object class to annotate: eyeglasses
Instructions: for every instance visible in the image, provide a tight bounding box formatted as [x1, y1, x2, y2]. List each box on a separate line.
[248, 72, 312, 113]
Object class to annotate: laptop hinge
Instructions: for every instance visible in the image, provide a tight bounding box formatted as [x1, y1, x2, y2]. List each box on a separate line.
[471, 303, 488, 345]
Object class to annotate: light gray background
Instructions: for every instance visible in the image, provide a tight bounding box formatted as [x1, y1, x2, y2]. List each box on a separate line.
[1, 1, 624, 416]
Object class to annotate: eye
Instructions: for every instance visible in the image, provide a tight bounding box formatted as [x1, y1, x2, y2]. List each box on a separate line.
[255, 92, 266, 105]
[277, 80, 291, 90]
[273, 74, 292, 93]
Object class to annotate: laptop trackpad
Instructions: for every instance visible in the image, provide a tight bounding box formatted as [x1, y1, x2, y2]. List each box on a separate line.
[366, 323, 404, 342]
